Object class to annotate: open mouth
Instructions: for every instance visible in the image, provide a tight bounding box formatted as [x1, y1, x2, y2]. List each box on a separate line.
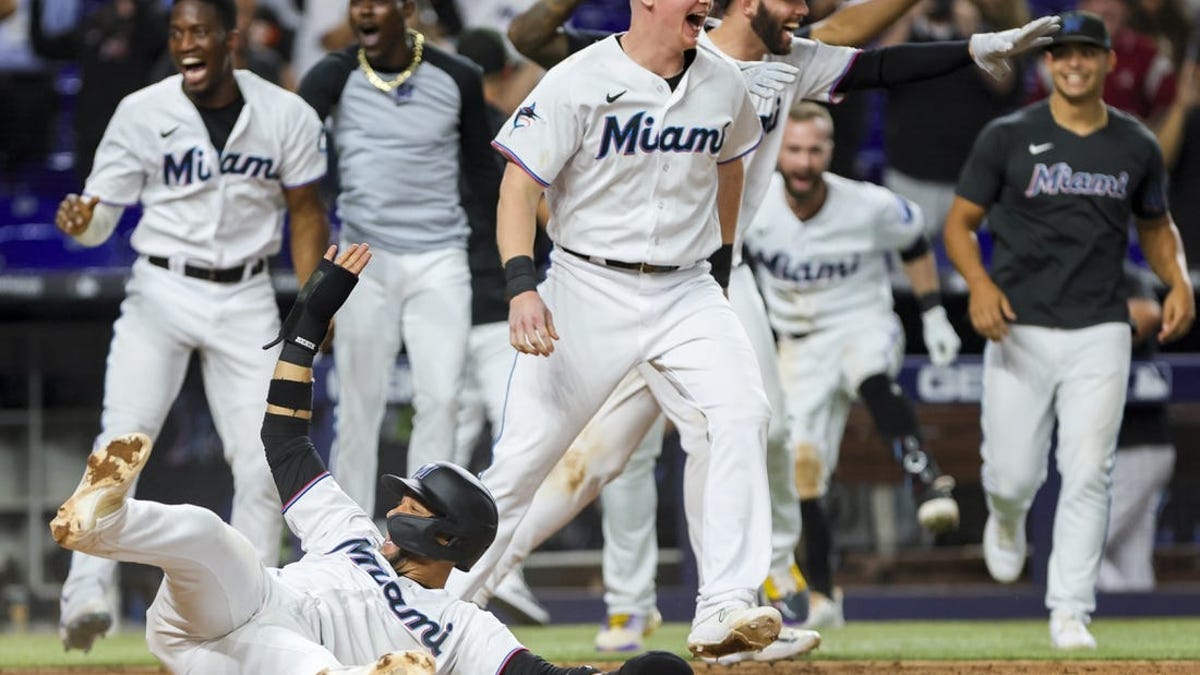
[685, 11, 706, 34]
[782, 20, 801, 42]
[358, 24, 381, 48]
[179, 56, 208, 87]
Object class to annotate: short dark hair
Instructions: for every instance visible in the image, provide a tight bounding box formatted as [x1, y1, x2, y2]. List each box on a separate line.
[175, 0, 238, 31]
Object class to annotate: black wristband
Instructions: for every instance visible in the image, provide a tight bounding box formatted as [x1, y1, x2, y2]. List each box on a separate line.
[267, 378, 313, 411]
[917, 291, 943, 313]
[504, 255, 538, 301]
[708, 244, 733, 288]
[280, 342, 316, 368]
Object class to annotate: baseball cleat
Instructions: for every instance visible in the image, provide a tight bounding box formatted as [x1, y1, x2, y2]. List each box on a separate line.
[318, 650, 437, 674]
[917, 475, 960, 532]
[595, 608, 663, 652]
[51, 433, 153, 549]
[701, 625, 821, 664]
[803, 588, 845, 630]
[983, 514, 1026, 583]
[1050, 611, 1097, 650]
[58, 597, 113, 653]
[491, 570, 551, 626]
[761, 562, 810, 625]
[686, 605, 781, 658]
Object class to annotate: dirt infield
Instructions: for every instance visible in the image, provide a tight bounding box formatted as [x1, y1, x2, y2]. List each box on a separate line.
[7, 662, 1199, 674]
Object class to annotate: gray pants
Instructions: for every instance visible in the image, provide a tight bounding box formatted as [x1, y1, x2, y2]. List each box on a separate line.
[1098, 445, 1175, 591]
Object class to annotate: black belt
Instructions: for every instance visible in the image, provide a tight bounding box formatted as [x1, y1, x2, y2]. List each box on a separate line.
[147, 256, 266, 283]
[561, 247, 681, 274]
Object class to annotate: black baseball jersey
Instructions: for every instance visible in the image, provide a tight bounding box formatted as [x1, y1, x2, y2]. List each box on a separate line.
[956, 101, 1169, 329]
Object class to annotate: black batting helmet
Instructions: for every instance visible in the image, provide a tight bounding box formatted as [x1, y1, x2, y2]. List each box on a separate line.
[380, 462, 498, 571]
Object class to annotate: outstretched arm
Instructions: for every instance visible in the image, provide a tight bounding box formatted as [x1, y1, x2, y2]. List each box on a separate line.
[261, 244, 374, 550]
[507, 0, 586, 69]
[809, 0, 923, 47]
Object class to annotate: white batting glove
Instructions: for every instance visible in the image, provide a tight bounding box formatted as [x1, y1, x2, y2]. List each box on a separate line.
[921, 305, 962, 367]
[737, 60, 800, 99]
[968, 15, 1061, 80]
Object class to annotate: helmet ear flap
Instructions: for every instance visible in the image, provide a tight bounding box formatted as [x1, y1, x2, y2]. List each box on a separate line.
[380, 462, 498, 571]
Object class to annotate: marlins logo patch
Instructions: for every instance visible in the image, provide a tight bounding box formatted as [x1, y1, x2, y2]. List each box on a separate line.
[512, 103, 542, 130]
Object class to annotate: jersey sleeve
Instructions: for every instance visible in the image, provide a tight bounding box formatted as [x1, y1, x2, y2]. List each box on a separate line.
[719, 79, 764, 164]
[874, 188, 926, 251]
[284, 473, 383, 554]
[786, 37, 860, 104]
[83, 98, 147, 207]
[280, 98, 328, 189]
[1131, 133, 1169, 220]
[491, 68, 582, 187]
[955, 119, 1008, 209]
[441, 602, 526, 675]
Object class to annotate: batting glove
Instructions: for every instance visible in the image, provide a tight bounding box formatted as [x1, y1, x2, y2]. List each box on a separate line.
[921, 305, 962, 367]
[968, 15, 1061, 80]
[737, 60, 800, 99]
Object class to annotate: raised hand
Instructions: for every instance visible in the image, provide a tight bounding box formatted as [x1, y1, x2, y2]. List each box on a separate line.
[969, 15, 1062, 80]
[56, 194, 100, 237]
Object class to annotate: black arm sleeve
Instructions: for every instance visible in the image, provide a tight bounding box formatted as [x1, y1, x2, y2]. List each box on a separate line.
[899, 234, 932, 262]
[834, 40, 973, 93]
[260, 380, 328, 504]
[501, 651, 600, 675]
[298, 48, 357, 120]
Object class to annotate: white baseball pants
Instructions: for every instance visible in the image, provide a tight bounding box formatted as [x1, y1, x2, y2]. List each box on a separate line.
[450, 250, 772, 618]
[454, 321, 515, 467]
[330, 245, 471, 514]
[75, 498, 349, 674]
[980, 322, 1131, 617]
[63, 259, 283, 620]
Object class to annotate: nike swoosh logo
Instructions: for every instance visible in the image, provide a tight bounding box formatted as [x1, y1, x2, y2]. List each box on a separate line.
[606, 90, 627, 103]
[1028, 142, 1054, 155]
[160, 126, 180, 138]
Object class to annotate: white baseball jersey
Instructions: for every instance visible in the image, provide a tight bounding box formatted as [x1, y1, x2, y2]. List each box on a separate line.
[697, 28, 859, 263]
[746, 172, 924, 335]
[493, 35, 763, 266]
[84, 69, 326, 268]
[269, 474, 522, 673]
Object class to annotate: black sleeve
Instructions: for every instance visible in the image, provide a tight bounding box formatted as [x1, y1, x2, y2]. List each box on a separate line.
[565, 27, 613, 55]
[428, 48, 503, 233]
[298, 48, 357, 120]
[28, 0, 81, 60]
[501, 651, 600, 675]
[260, 381, 329, 504]
[834, 40, 973, 93]
[1132, 129, 1170, 220]
[429, 0, 463, 36]
[954, 117, 1008, 207]
[899, 233, 932, 262]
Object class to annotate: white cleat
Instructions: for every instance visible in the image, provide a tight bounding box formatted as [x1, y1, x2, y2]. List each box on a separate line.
[983, 514, 1026, 583]
[686, 605, 782, 658]
[803, 588, 845, 630]
[702, 625, 821, 664]
[917, 476, 961, 533]
[1050, 611, 1097, 650]
[50, 433, 153, 549]
[491, 570, 550, 625]
[58, 596, 113, 653]
[595, 608, 662, 653]
[318, 650, 437, 675]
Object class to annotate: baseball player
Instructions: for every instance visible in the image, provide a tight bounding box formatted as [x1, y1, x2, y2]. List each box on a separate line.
[50, 243, 694, 675]
[745, 101, 962, 629]
[465, 0, 1059, 663]
[298, 0, 503, 515]
[53, 0, 329, 652]
[944, 11, 1194, 649]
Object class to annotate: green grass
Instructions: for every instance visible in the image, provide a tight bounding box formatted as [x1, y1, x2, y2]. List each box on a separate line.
[3, 619, 1199, 667]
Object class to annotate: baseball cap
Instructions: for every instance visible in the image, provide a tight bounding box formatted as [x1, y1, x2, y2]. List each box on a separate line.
[1049, 11, 1111, 50]
[457, 28, 510, 75]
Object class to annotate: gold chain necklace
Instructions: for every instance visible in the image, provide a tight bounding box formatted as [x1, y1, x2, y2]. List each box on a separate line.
[358, 29, 425, 93]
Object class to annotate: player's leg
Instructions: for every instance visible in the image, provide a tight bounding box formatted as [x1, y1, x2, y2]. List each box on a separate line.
[846, 313, 959, 532]
[728, 265, 805, 616]
[330, 245, 403, 515]
[979, 325, 1057, 584]
[597, 414, 665, 652]
[198, 276, 284, 566]
[398, 247, 471, 473]
[453, 329, 487, 467]
[1099, 444, 1175, 591]
[476, 369, 663, 601]
[446, 253, 639, 603]
[1046, 322, 1130, 647]
[644, 271, 776, 656]
[799, 392, 851, 631]
[60, 262, 195, 650]
[54, 434, 270, 647]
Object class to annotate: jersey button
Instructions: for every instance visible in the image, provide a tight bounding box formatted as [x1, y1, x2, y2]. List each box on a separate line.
[657, 201, 664, 210]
